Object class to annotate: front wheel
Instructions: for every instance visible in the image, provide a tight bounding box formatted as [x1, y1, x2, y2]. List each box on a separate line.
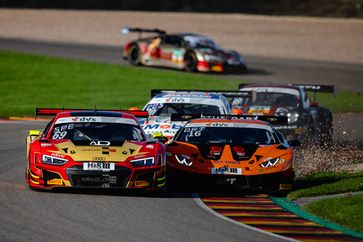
[128, 45, 142, 66]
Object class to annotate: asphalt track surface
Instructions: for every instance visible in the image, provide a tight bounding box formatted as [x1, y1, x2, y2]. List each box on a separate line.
[0, 120, 288, 242]
[1, 37, 363, 92]
[0, 38, 362, 242]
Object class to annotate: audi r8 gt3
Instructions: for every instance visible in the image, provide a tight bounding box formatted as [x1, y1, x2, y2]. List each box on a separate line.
[121, 27, 247, 73]
[26, 108, 166, 190]
[166, 115, 300, 194]
[141, 89, 250, 139]
[232, 84, 334, 145]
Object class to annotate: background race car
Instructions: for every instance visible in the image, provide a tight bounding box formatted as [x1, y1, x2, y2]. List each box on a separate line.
[141, 89, 251, 139]
[26, 108, 166, 190]
[232, 83, 335, 145]
[121, 27, 248, 73]
[166, 114, 300, 194]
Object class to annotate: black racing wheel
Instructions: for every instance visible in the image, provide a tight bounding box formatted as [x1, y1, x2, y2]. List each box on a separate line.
[128, 45, 142, 66]
[184, 51, 198, 72]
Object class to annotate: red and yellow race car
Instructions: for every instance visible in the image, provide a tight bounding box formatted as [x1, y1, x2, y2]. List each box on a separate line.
[121, 27, 247, 73]
[166, 115, 300, 194]
[26, 108, 166, 190]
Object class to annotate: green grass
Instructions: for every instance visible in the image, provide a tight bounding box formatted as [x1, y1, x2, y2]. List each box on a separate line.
[0, 50, 362, 117]
[0, 50, 244, 117]
[304, 194, 363, 232]
[314, 91, 363, 113]
[288, 171, 363, 200]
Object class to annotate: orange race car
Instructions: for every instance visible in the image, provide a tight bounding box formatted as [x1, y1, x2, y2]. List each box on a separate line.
[166, 115, 300, 194]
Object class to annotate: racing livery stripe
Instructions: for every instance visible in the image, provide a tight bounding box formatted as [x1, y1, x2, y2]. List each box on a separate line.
[200, 195, 362, 241]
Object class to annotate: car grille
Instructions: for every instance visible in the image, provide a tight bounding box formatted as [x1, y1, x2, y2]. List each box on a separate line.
[66, 165, 131, 188]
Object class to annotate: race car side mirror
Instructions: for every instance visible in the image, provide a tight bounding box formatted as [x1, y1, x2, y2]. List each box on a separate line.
[310, 101, 319, 107]
[288, 139, 301, 147]
[154, 136, 168, 144]
[29, 130, 41, 141]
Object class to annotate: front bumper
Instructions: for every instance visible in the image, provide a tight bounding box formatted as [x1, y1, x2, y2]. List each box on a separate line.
[196, 60, 247, 73]
[168, 168, 293, 192]
[27, 163, 166, 190]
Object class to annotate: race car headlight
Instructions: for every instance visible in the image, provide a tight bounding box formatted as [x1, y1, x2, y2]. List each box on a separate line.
[259, 157, 279, 168]
[130, 157, 155, 167]
[287, 111, 299, 123]
[42, 155, 68, 166]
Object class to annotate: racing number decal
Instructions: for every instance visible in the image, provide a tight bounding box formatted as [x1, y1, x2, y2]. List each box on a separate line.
[52, 131, 67, 139]
[52, 124, 74, 139]
[145, 103, 164, 115]
[184, 127, 205, 137]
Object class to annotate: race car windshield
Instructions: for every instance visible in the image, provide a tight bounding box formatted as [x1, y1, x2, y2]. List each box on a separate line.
[144, 103, 222, 116]
[183, 35, 222, 49]
[233, 92, 299, 108]
[50, 122, 144, 142]
[176, 127, 279, 145]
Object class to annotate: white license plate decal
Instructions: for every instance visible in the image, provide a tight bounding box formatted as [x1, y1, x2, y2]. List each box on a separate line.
[83, 162, 115, 171]
[211, 167, 242, 175]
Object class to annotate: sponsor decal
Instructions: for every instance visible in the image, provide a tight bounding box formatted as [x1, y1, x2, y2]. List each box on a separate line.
[102, 147, 109, 155]
[90, 140, 111, 146]
[41, 143, 52, 147]
[165, 97, 186, 103]
[47, 178, 63, 185]
[92, 156, 106, 161]
[274, 125, 298, 130]
[185, 122, 273, 131]
[143, 123, 183, 130]
[211, 166, 242, 175]
[83, 162, 115, 171]
[212, 160, 241, 165]
[55, 116, 137, 125]
[241, 87, 300, 96]
[50, 153, 65, 158]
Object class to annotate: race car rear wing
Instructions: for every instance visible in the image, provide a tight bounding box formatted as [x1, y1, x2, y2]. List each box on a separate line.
[238, 83, 335, 93]
[151, 89, 253, 99]
[238, 83, 335, 101]
[121, 27, 166, 39]
[170, 113, 287, 125]
[35, 108, 148, 118]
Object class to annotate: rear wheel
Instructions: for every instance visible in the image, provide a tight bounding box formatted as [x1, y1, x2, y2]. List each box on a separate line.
[128, 45, 142, 66]
[184, 51, 198, 72]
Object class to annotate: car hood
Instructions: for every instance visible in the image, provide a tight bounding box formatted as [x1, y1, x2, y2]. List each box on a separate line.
[39, 139, 152, 162]
[194, 143, 278, 161]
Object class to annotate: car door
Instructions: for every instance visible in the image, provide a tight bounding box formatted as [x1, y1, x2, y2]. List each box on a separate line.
[158, 35, 185, 69]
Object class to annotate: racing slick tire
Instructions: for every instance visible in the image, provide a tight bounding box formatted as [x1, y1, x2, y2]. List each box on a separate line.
[128, 44, 142, 66]
[184, 51, 198, 72]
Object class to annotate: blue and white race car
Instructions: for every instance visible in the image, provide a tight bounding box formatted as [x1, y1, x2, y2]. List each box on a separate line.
[142, 90, 247, 139]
